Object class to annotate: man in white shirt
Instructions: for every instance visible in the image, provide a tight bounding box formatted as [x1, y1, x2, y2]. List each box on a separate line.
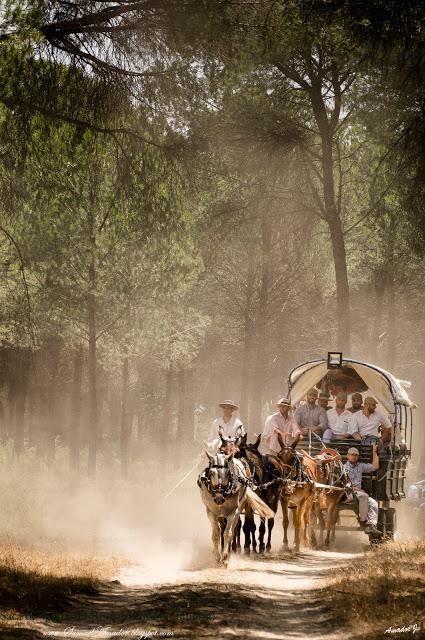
[207, 400, 245, 449]
[348, 396, 392, 445]
[323, 392, 352, 442]
[261, 398, 301, 454]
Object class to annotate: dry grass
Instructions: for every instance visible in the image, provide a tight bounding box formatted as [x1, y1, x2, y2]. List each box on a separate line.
[325, 539, 425, 639]
[0, 540, 127, 617]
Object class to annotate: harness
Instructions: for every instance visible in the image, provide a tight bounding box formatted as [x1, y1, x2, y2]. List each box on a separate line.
[199, 454, 255, 497]
[280, 448, 313, 483]
[261, 455, 274, 478]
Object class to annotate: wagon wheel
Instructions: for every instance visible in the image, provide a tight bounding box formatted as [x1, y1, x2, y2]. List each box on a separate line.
[371, 507, 397, 545]
[381, 507, 397, 541]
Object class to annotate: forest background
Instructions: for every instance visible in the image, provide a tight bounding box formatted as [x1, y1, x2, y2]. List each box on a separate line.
[1, 0, 425, 515]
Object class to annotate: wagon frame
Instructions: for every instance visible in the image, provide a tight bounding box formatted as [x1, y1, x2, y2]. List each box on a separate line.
[286, 355, 415, 541]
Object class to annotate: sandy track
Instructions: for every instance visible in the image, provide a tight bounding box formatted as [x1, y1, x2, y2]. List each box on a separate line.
[0, 549, 358, 640]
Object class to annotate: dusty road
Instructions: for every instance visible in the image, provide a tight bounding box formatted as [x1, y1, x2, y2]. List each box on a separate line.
[1, 548, 361, 640]
[0, 480, 371, 640]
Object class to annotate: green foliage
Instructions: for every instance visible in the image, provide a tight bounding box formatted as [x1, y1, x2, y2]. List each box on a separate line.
[1, 0, 425, 463]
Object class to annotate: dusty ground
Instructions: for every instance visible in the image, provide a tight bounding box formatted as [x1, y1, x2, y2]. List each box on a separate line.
[0, 547, 364, 640]
[2, 478, 419, 640]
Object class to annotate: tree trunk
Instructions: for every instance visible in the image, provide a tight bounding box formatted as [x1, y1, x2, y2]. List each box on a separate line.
[137, 412, 145, 448]
[87, 254, 98, 477]
[7, 348, 17, 441]
[69, 345, 83, 472]
[250, 213, 272, 429]
[132, 360, 145, 460]
[370, 274, 385, 362]
[120, 356, 130, 479]
[0, 397, 4, 443]
[108, 388, 120, 441]
[163, 364, 174, 460]
[309, 82, 351, 353]
[32, 349, 47, 455]
[184, 369, 195, 450]
[26, 353, 36, 448]
[385, 217, 397, 371]
[240, 257, 256, 426]
[13, 348, 30, 458]
[45, 338, 61, 464]
[175, 368, 186, 460]
[320, 132, 351, 353]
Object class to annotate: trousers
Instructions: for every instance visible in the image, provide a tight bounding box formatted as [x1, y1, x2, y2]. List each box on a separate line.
[354, 488, 378, 525]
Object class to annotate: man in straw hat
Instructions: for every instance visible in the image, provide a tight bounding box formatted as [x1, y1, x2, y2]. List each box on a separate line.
[343, 444, 381, 536]
[294, 388, 328, 437]
[207, 400, 245, 449]
[261, 398, 301, 454]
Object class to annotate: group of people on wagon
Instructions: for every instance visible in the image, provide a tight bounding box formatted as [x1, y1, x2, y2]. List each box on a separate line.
[207, 390, 390, 537]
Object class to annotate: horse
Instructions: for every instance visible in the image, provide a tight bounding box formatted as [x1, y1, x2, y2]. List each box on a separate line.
[236, 433, 287, 554]
[301, 448, 348, 548]
[276, 432, 315, 552]
[198, 449, 273, 566]
[217, 426, 246, 554]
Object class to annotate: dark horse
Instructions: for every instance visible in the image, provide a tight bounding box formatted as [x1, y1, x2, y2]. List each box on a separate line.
[235, 434, 287, 554]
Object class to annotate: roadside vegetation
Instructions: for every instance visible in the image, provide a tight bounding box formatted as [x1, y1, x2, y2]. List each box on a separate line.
[326, 539, 425, 639]
[0, 540, 125, 618]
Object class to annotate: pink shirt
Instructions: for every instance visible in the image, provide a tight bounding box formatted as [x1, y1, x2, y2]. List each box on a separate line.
[262, 412, 301, 453]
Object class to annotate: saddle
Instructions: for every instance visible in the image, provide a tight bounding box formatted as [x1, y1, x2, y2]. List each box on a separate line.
[301, 448, 340, 484]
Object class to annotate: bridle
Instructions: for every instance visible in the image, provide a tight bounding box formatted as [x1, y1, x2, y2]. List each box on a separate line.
[279, 445, 310, 484]
[203, 453, 239, 498]
[321, 456, 349, 495]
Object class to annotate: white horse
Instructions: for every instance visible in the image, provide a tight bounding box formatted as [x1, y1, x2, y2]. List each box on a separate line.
[198, 450, 273, 566]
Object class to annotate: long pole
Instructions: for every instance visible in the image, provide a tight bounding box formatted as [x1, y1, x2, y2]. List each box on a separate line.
[162, 456, 203, 502]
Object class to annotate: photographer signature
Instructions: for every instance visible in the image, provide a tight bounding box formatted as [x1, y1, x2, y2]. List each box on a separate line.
[385, 623, 421, 635]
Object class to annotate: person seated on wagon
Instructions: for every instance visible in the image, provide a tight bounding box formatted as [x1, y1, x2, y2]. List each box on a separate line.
[207, 400, 245, 450]
[348, 392, 363, 413]
[323, 392, 352, 442]
[318, 392, 331, 411]
[294, 387, 328, 437]
[348, 396, 392, 449]
[344, 445, 382, 536]
[261, 397, 301, 454]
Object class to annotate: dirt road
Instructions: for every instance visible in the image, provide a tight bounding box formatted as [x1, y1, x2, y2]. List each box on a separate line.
[1, 548, 360, 640]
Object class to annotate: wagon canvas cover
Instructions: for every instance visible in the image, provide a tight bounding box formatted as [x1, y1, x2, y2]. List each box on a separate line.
[288, 359, 414, 412]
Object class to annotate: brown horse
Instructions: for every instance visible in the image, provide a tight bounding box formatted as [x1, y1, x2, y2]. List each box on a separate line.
[276, 433, 315, 552]
[301, 448, 348, 548]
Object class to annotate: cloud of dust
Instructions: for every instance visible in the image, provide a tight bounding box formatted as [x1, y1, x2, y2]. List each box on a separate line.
[0, 443, 214, 578]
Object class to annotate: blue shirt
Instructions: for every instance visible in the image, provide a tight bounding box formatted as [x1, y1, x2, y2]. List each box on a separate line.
[344, 460, 376, 489]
